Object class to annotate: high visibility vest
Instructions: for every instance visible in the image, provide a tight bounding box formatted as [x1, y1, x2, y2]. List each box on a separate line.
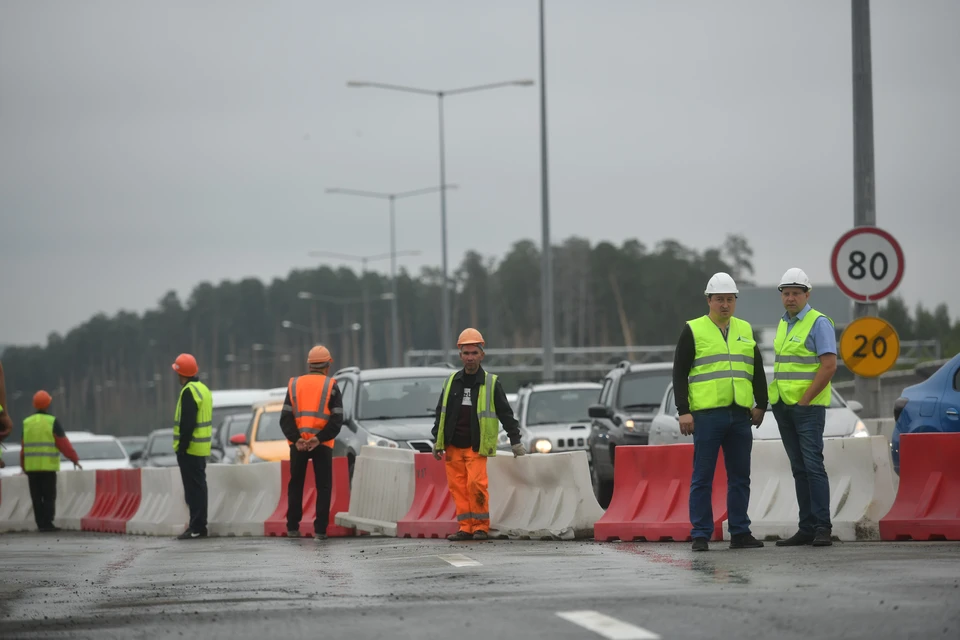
[686, 316, 756, 412]
[287, 374, 338, 448]
[769, 309, 833, 406]
[436, 372, 499, 457]
[22, 413, 60, 472]
[173, 381, 213, 456]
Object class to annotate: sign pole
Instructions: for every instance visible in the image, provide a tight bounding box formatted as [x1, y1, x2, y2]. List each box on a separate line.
[852, 0, 881, 418]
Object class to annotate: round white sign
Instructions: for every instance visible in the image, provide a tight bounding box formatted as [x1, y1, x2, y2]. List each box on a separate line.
[830, 227, 904, 302]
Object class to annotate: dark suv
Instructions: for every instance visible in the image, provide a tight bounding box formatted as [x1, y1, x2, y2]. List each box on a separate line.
[586, 361, 674, 507]
[331, 366, 456, 477]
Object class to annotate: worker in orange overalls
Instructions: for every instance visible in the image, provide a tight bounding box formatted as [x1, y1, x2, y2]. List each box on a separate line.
[432, 328, 525, 541]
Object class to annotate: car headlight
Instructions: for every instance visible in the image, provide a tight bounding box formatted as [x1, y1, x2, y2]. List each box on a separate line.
[532, 438, 552, 454]
[624, 419, 635, 431]
[852, 420, 870, 438]
[367, 435, 399, 448]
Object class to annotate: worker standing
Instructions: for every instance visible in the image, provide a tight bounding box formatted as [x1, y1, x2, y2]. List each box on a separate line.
[172, 353, 213, 540]
[0, 359, 13, 444]
[769, 268, 838, 548]
[432, 328, 526, 541]
[20, 390, 81, 532]
[278, 345, 344, 540]
[673, 273, 768, 552]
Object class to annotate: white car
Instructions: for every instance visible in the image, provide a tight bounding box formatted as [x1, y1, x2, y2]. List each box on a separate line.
[0, 444, 22, 477]
[498, 382, 603, 454]
[649, 367, 869, 445]
[65, 433, 133, 470]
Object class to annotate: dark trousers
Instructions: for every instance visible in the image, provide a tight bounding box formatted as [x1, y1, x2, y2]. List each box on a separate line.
[27, 471, 57, 529]
[177, 453, 208, 533]
[689, 407, 754, 539]
[772, 402, 832, 534]
[287, 444, 333, 534]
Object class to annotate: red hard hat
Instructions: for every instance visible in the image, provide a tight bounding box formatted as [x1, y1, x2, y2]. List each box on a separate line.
[33, 390, 53, 410]
[172, 353, 199, 377]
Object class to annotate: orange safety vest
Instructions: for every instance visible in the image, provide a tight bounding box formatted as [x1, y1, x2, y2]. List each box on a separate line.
[287, 374, 337, 449]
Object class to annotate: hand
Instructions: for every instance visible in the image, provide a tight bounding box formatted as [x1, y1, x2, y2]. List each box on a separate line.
[797, 399, 811, 407]
[432, 447, 444, 461]
[511, 443, 526, 457]
[73, 462, 82, 470]
[295, 440, 307, 452]
[679, 413, 695, 436]
[0, 457, 5, 469]
[0, 413, 12, 440]
[305, 437, 320, 451]
[750, 408, 765, 427]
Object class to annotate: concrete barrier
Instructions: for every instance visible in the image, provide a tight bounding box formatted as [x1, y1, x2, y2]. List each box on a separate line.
[488, 451, 604, 540]
[55, 470, 97, 531]
[726, 436, 897, 541]
[0, 475, 37, 532]
[208, 462, 282, 537]
[864, 418, 896, 442]
[127, 467, 189, 536]
[334, 446, 415, 536]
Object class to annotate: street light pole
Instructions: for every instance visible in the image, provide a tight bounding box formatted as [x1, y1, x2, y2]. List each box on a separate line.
[539, 0, 555, 381]
[347, 79, 533, 362]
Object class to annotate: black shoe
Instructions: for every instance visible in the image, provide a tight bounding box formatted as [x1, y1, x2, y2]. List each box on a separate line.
[176, 530, 207, 540]
[729, 533, 764, 549]
[314, 533, 327, 541]
[286, 530, 301, 538]
[447, 530, 473, 541]
[692, 537, 709, 551]
[38, 526, 61, 533]
[473, 530, 489, 540]
[775, 531, 815, 547]
[812, 529, 833, 547]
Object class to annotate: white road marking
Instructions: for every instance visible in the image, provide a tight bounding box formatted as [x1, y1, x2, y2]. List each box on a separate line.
[556, 610, 661, 640]
[437, 553, 482, 567]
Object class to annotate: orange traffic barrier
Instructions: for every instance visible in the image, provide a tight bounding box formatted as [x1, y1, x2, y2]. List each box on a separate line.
[397, 453, 458, 539]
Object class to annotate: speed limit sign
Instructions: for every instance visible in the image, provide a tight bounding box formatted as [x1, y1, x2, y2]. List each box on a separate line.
[830, 227, 904, 302]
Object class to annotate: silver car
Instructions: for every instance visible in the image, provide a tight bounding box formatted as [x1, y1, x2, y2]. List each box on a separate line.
[650, 367, 869, 445]
[498, 382, 602, 454]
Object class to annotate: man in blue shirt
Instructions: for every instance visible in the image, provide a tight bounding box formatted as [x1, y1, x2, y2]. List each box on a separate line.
[768, 268, 839, 547]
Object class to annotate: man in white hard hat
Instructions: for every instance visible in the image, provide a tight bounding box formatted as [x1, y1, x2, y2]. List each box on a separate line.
[672, 272, 768, 552]
[769, 268, 838, 547]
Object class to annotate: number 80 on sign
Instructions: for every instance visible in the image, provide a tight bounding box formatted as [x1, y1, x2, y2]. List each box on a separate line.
[830, 227, 904, 302]
[839, 317, 900, 378]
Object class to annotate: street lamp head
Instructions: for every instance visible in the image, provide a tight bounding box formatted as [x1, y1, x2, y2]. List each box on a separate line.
[252, 344, 265, 352]
[281, 320, 293, 329]
[379, 292, 396, 301]
[513, 80, 535, 86]
[350, 323, 362, 332]
[297, 292, 312, 300]
[346, 81, 369, 88]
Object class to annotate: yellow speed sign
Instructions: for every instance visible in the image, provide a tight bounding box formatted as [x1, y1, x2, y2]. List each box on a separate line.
[839, 316, 900, 377]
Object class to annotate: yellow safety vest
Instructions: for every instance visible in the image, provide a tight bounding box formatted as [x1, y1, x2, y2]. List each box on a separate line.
[436, 372, 499, 457]
[769, 309, 833, 406]
[22, 413, 60, 472]
[686, 315, 756, 412]
[173, 381, 213, 456]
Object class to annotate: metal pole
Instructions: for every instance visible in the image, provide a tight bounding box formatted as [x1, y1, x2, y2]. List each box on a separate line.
[438, 93, 452, 362]
[389, 196, 401, 367]
[539, 0, 555, 381]
[852, 0, 880, 418]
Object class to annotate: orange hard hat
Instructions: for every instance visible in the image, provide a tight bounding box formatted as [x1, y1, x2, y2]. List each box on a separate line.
[33, 390, 53, 410]
[172, 353, 199, 378]
[457, 328, 485, 349]
[307, 345, 333, 365]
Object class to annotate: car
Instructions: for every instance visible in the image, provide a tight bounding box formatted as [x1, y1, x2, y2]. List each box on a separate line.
[211, 388, 285, 434]
[506, 393, 519, 413]
[497, 382, 602, 454]
[118, 436, 148, 465]
[0, 444, 22, 477]
[212, 412, 253, 464]
[891, 353, 960, 474]
[586, 361, 675, 507]
[232, 401, 286, 465]
[649, 366, 869, 445]
[65, 433, 133, 470]
[139, 429, 179, 468]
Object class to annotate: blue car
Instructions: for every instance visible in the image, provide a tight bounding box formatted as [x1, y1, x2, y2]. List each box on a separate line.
[891, 353, 960, 474]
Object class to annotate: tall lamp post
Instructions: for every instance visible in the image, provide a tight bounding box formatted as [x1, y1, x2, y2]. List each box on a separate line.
[347, 78, 534, 360]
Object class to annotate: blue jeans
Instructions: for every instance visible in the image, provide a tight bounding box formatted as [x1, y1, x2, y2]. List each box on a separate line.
[772, 402, 831, 534]
[689, 407, 753, 539]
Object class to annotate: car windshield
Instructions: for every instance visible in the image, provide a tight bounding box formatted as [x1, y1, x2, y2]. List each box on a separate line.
[526, 388, 599, 426]
[617, 372, 673, 410]
[118, 438, 147, 455]
[254, 410, 285, 442]
[358, 376, 448, 420]
[1, 447, 21, 467]
[223, 414, 253, 444]
[212, 406, 255, 434]
[66, 441, 126, 461]
[148, 434, 175, 455]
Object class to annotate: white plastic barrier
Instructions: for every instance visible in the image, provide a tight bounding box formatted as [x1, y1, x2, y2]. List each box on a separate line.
[488, 450, 605, 540]
[127, 467, 189, 536]
[0, 475, 37, 532]
[725, 436, 897, 541]
[55, 469, 97, 530]
[208, 462, 282, 537]
[335, 446, 415, 536]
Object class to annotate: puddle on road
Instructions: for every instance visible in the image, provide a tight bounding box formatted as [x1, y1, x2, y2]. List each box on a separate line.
[609, 543, 752, 585]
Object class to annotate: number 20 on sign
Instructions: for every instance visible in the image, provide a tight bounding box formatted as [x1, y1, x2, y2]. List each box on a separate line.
[839, 317, 900, 378]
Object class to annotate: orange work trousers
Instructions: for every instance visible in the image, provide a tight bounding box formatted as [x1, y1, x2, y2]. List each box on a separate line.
[444, 446, 490, 534]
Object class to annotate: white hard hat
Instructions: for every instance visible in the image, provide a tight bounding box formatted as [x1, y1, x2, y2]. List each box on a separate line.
[704, 272, 739, 295]
[778, 267, 812, 291]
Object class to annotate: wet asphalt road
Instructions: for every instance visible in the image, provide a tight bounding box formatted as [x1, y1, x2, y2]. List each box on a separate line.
[0, 532, 958, 640]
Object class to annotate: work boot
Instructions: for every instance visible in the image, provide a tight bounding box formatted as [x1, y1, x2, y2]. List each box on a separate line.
[447, 530, 472, 541]
[473, 530, 489, 540]
[775, 531, 815, 547]
[286, 530, 301, 538]
[314, 533, 328, 541]
[729, 533, 764, 549]
[691, 537, 709, 552]
[812, 529, 833, 547]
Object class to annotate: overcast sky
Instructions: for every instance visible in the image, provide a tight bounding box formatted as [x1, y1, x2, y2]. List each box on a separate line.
[1, 0, 957, 346]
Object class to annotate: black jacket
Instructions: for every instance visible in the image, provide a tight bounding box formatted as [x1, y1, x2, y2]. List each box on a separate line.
[431, 366, 522, 452]
[279, 374, 345, 444]
[176, 377, 199, 455]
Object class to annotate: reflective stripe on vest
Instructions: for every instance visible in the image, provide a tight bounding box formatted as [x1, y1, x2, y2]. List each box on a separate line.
[22, 413, 60, 472]
[769, 309, 833, 406]
[436, 371, 500, 457]
[686, 315, 756, 412]
[288, 374, 336, 448]
[173, 381, 214, 456]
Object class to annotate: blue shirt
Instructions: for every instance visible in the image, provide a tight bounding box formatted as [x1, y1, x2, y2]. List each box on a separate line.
[782, 304, 837, 356]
